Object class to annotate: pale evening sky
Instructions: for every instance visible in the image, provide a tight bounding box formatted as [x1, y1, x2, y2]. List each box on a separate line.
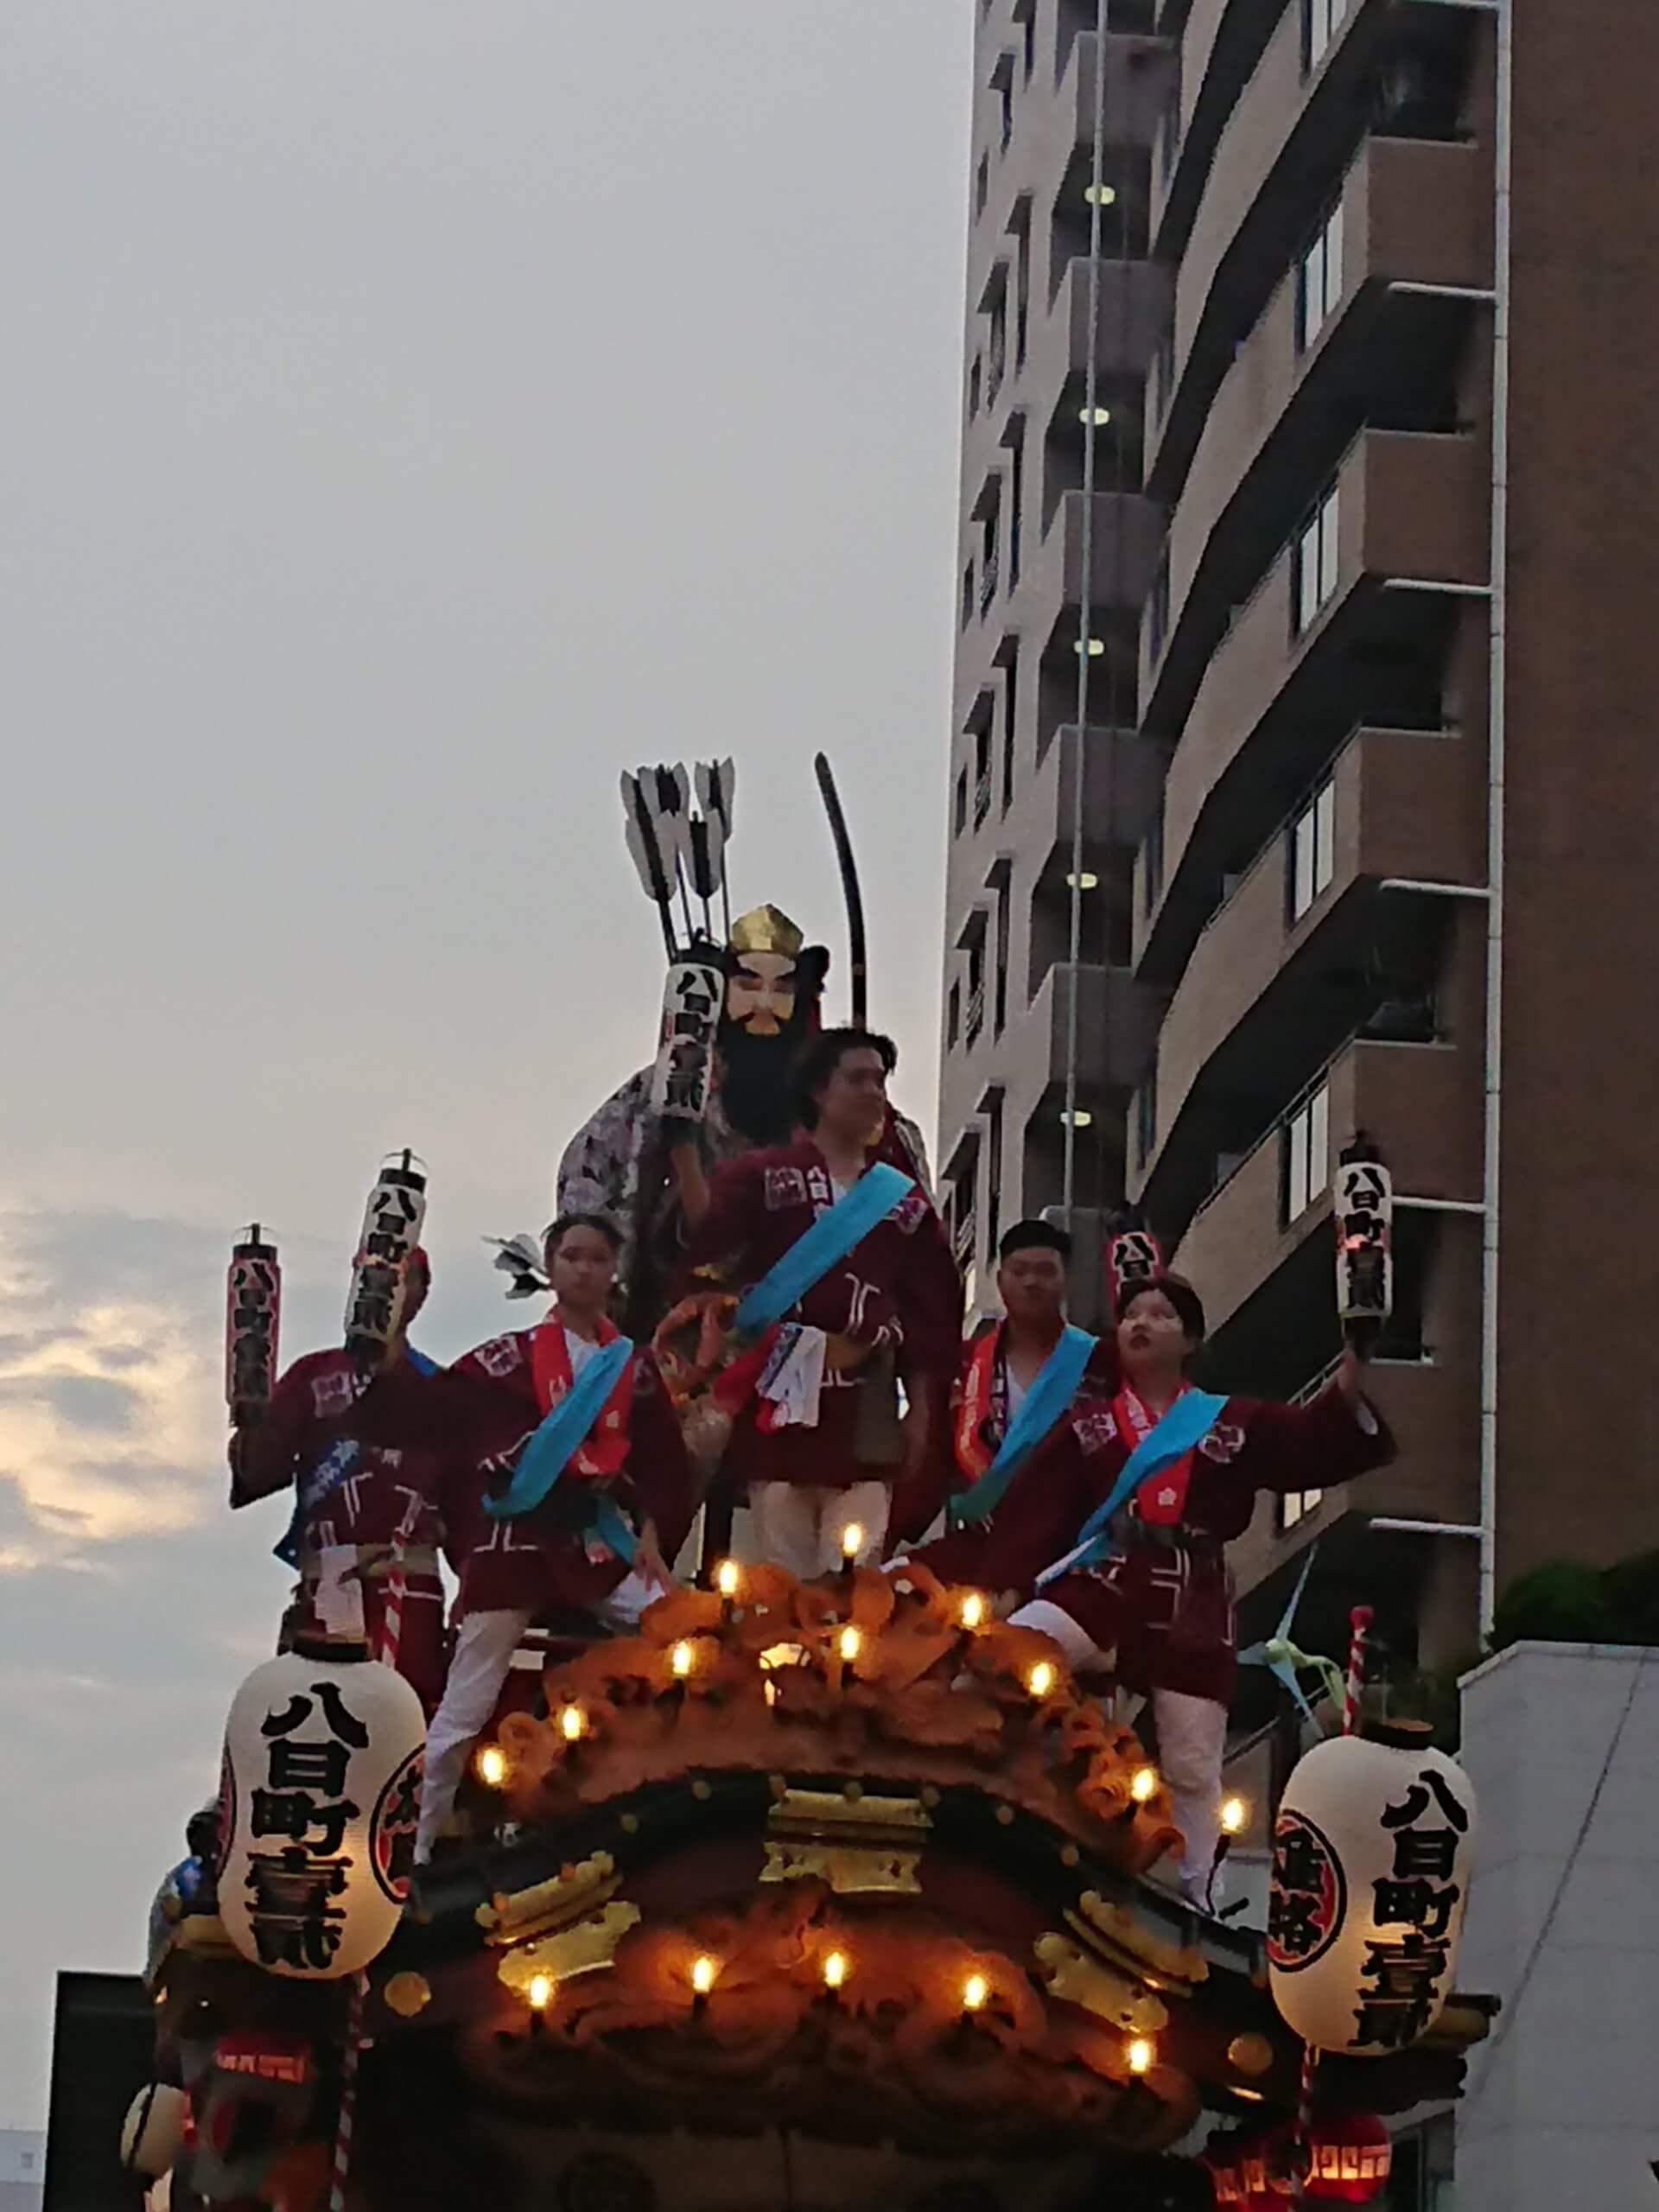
[0, 3, 972, 2120]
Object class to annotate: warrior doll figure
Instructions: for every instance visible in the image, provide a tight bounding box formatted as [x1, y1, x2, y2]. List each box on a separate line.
[551, 759, 932, 1340]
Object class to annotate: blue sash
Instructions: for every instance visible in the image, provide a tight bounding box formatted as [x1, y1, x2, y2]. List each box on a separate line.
[274, 1346, 437, 1567]
[1034, 1388, 1228, 1589]
[487, 1336, 635, 1520]
[950, 1325, 1098, 1527]
[734, 1162, 914, 1333]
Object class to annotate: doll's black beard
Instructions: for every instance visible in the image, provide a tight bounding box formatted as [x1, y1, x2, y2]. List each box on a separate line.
[718, 1020, 808, 1146]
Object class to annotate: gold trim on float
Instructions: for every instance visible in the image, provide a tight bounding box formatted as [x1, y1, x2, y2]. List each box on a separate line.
[760, 1785, 930, 1896]
[382, 1972, 432, 2020]
[476, 1852, 622, 1945]
[495, 1901, 643, 1999]
[1068, 1891, 1209, 1990]
[1033, 1934, 1168, 2035]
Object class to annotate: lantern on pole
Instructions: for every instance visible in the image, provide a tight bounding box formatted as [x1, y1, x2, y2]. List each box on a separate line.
[1104, 1211, 1162, 1316]
[225, 1226, 281, 1412]
[219, 1640, 424, 1980]
[1334, 1136, 1392, 1345]
[343, 1151, 427, 1368]
[1268, 1724, 1476, 2056]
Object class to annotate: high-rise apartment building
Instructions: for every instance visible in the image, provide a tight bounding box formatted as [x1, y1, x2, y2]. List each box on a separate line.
[938, 0, 1659, 1710]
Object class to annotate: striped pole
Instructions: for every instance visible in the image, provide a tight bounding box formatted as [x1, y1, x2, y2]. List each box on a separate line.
[1291, 1606, 1372, 2205]
[328, 1973, 367, 2212]
[1342, 1605, 1374, 1740]
[375, 1492, 424, 1673]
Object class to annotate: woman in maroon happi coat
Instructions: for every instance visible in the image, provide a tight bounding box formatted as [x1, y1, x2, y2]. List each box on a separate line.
[908, 1271, 1394, 1903]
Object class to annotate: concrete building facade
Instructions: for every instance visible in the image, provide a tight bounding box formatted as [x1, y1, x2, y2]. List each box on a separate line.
[938, 0, 1659, 1700]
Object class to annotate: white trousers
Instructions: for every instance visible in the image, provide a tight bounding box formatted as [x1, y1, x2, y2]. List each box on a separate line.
[414, 1571, 658, 1863]
[747, 1480, 891, 1580]
[1007, 1599, 1228, 1905]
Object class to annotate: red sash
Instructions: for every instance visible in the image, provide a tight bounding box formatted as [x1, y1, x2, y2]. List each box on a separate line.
[1115, 1384, 1196, 1527]
[528, 1317, 633, 1479]
[954, 1325, 1006, 1482]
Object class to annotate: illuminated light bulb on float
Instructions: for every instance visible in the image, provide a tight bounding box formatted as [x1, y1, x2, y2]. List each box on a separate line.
[1130, 1764, 1160, 1804]
[671, 1641, 696, 1679]
[836, 1625, 862, 1664]
[1125, 2036, 1156, 2077]
[715, 1559, 741, 1600]
[821, 1949, 849, 1993]
[959, 1591, 986, 1630]
[558, 1705, 586, 1744]
[1221, 1795, 1248, 1836]
[1027, 1660, 1056, 1700]
[528, 1973, 553, 2012]
[476, 1744, 508, 1788]
[219, 1637, 425, 1980]
[839, 1522, 864, 1568]
[960, 1972, 990, 2015]
[690, 1955, 719, 1999]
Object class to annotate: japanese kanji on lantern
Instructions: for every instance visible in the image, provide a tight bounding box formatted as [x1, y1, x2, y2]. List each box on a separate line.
[219, 1641, 425, 1979]
[343, 1151, 427, 1367]
[1202, 2112, 1391, 2202]
[1267, 1725, 1477, 2056]
[1104, 1213, 1163, 1316]
[1334, 1135, 1393, 1336]
[225, 1224, 281, 1412]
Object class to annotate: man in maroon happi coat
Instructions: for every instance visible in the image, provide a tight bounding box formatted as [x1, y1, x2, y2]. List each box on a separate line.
[901, 1268, 1394, 1902]
[229, 1249, 448, 1713]
[683, 1027, 963, 1579]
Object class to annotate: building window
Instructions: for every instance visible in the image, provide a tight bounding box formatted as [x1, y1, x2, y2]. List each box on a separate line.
[947, 979, 962, 1048]
[1151, 328, 1175, 424]
[966, 941, 986, 1044]
[954, 766, 969, 837]
[969, 355, 982, 418]
[1141, 804, 1165, 918]
[1303, 0, 1350, 74]
[1297, 199, 1344, 353]
[976, 150, 990, 217]
[1147, 542, 1172, 664]
[1134, 1061, 1158, 1166]
[1289, 776, 1337, 920]
[996, 65, 1014, 152]
[1280, 1486, 1324, 1533]
[1015, 0, 1036, 80]
[1283, 1080, 1331, 1224]
[1001, 641, 1020, 809]
[1294, 485, 1340, 635]
[962, 558, 976, 630]
[1157, 60, 1182, 181]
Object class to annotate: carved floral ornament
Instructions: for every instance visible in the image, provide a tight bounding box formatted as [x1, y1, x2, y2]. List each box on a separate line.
[488, 1563, 1180, 1869]
[465, 1873, 1203, 2156]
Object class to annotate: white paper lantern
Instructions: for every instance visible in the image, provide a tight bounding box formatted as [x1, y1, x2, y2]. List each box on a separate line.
[1268, 1730, 1476, 2056]
[219, 1642, 425, 1979]
[120, 2082, 187, 2177]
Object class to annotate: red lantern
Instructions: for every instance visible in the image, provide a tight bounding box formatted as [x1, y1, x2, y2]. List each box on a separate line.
[1202, 2114, 1391, 2204]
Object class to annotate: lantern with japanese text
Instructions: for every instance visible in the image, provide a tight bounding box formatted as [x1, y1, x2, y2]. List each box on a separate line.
[219, 1642, 424, 1979]
[343, 1150, 427, 1368]
[1202, 2113, 1391, 2202]
[1334, 1137, 1392, 1336]
[1105, 1215, 1163, 1317]
[1268, 1726, 1476, 2056]
[649, 957, 725, 1123]
[225, 1225, 281, 1412]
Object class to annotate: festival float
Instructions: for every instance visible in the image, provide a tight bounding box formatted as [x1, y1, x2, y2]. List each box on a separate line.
[131, 761, 1494, 2212]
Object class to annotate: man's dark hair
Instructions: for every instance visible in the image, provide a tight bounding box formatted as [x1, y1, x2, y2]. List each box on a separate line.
[791, 1027, 898, 1130]
[543, 1211, 624, 1258]
[998, 1218, 1071, 1262]
[1120, 1272, 1207, 1344]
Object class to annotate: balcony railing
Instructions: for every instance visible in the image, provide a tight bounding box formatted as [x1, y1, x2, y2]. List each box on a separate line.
[979, 553, 1000, 617]
[965, 983, 986, 1045]
[973, 771, 993, 828]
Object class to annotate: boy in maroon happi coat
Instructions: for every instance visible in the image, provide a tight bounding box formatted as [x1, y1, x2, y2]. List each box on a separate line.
[229, 1249, 448, 1713]
[903, 1268, 1394, 1903]
[683, 1027, 963, 1579]
[415, 1214, 696, 1860]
